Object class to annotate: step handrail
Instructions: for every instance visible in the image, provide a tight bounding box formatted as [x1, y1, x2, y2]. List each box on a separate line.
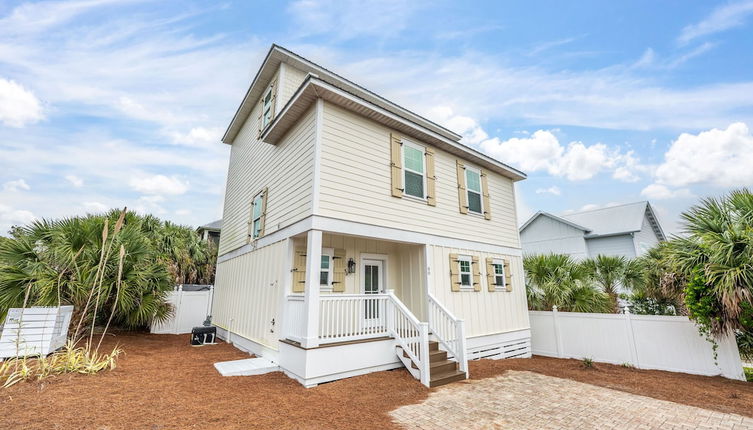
[386, 290, 430, 387]
[427, 293, 468, 374]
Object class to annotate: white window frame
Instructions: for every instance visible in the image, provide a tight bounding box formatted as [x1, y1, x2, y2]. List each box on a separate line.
[250, 190, 264, 240]
[465, 166, 483, 215]
[320, 247, 334, 293]
[491, 258, 507, 291]
[401, 139, 426, 201]
[261, 85, 274, 128]
[457, 255, 473, 291]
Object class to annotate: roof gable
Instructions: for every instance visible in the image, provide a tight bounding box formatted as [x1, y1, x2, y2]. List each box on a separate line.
[222, 44, 462, 145]
[519, 211, 591, 233]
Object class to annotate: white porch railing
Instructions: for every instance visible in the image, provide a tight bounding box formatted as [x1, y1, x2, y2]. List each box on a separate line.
[318, 294, 390, 342]
[428, 293, 468, 374]
[282, 292, 431, 386]
[284, 295, 306, 343]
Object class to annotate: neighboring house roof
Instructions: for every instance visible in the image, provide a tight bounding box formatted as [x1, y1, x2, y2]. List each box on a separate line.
[222, 45, 527, 182]
[520, 201, 666, 241]
[197, 219, 222, 232]
[518, 211, 591, 233]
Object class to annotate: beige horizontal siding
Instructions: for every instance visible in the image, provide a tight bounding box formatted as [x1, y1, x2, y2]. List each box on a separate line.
[428, 244, 529, 337]
[218, 101, 316, 256]
[318, 102, 521, 248]
[212, 240, 287, 349]
[280, 63, 308, 107]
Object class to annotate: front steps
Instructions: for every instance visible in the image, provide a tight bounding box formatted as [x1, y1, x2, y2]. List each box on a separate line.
[396, 340, 467, 387]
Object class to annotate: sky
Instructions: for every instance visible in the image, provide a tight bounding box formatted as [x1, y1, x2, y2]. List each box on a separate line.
[1, 0, 753, 236]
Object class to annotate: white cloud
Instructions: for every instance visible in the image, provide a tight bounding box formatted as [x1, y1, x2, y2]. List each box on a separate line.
[0, 203, 35, 234]
[535, 186, 561, 196]
[65, 175, 84, 187]
[479, 130, 634, 181]
[678, 1, 753, 45]
[3, 179, 30, 192]
[640, 184, 694, 200]
[0, 78, 44, 127]
[653, 122, 753, 188]
[82, 201, 108, 212]
[167, 126, 223, 148]
[129, 175, 189, 196]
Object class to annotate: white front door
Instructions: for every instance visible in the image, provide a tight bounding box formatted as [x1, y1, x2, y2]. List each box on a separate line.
[362, 259, 385, 326]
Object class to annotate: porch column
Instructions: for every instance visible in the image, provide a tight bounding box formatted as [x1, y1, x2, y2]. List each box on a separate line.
[302, 229, 322, 348]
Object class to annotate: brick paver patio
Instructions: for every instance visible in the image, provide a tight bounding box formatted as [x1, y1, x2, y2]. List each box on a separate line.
[390, 370, 753, 429]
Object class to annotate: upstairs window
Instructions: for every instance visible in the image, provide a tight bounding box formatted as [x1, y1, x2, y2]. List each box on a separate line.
[251, 192, 264, 239]
[402, 140, 425, 199]
[466, 167, 482, 214]
[262, 86, 274, 128]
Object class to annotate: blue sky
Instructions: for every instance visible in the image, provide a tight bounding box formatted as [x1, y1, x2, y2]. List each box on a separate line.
[1, 0, 753, 236]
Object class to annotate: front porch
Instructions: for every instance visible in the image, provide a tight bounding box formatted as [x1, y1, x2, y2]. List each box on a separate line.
[278, 230, 467, 387]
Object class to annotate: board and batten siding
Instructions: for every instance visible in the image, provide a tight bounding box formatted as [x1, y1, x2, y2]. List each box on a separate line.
[212, 240, 287, 349]
[520, 215, 588, 260]
[218, 102, 317, 256]
[307, 234, 426, 318]
[428, 245, 529, 338]
[317, 102, 521, 248]
[585, 234, 636, 259]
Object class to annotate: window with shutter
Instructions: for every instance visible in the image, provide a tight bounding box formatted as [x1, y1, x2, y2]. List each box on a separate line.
[248, 188, 268, 241]
[319, 248, 334, 292]
[402, 139, 426, 199]
[487, 257, 508, 291]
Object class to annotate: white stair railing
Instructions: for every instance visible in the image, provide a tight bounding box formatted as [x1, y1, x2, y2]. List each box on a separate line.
[386, 290, 430, 387]
[428, 293, 468, 375]
[318, 294, 389, 342]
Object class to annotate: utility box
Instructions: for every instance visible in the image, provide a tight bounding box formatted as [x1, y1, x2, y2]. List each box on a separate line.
[190, 326, 216, 346]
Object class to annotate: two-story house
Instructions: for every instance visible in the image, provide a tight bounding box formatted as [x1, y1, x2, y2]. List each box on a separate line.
[519, 201, 666, 260]
[212, 45, 530, 388]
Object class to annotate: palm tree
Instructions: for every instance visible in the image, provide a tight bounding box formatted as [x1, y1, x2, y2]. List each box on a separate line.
[525, 254, 612, 313]
[0, 209, 216, 330]
[666, 188, 753, 337]
[629, 243, 687, 315]
[583, 255, 643, 313]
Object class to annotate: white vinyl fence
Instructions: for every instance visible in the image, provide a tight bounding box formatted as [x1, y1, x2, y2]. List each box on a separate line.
[530, 307, 745, 381]
[151, 285, 213, 335]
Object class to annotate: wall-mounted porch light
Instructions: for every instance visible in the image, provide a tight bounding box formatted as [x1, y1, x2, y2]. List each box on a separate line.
[347, 258, 356, 274]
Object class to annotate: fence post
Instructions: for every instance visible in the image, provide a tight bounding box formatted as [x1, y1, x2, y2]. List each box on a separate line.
[552, 305, 564, 358]
[623, 306, 640, 368]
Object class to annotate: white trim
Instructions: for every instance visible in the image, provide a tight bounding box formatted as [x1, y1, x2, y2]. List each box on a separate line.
[464, 165, 483, 215]
[260, 77, 525, 181]
[214, 325, 280, 362]
[457, 255, 474, 291]
[491, 258, 507, 291]
[218, 215, 523, 263]
[360, 253, 388, 294]
[401, 139, 427, 200]
[303, 230, 322, 348]
[320, 247, 334, 292]
[276, 62, 286, 115]
[312, 98, 324, 214]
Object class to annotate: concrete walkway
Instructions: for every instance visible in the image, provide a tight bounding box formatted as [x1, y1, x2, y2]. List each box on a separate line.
[390, 371, 753, 429]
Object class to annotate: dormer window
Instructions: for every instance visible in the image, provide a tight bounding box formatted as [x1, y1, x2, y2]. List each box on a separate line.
[262, 86, 274, 128]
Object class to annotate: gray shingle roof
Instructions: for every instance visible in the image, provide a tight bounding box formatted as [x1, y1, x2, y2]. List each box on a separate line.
[198, 219, 222, 231]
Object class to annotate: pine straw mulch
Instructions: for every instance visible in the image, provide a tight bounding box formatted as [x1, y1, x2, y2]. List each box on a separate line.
[1, 333, 751, 429]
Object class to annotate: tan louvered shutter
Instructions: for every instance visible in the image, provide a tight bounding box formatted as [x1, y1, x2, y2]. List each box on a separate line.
[486, 257, 496, 292]
[425, 147, 436, 206]
[503, 258, 512, 291]
[472, 256, 481, 291]
[390, 133, 403, 197]
[332, 248, 346, 293]
[456, 160, 468, 214]
[449, 253, 460, 292]
[481, 169, 491, 220]
[258, 187, 268, 237]
[269, 80, 277, 120]
[257, 99, 263, 138]
[292, 247, 307, 293]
